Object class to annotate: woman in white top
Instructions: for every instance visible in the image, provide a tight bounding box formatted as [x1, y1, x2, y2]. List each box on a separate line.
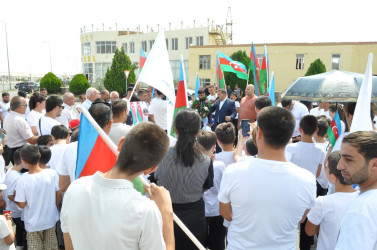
[27, 92, 46, 136]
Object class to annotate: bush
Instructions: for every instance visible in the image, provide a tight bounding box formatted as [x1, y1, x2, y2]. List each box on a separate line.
[40, 72, 62, 94]
[305, 58, 326, 76]
[69, 74, 91, 95]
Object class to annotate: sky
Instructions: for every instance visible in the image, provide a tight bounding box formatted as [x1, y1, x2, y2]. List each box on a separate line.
[0, 0, 376, 76]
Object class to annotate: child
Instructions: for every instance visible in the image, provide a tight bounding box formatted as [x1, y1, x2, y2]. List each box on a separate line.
[233, 128, 258, 162]
[38, 146, 51, 169]
[4, 149, 26, 249]
[0, 183, 16, 249]
[14, 145, 60, 250]
[36, 135, 53, 147]
[197, 130, 226, 250]
[305, 151, 358, 250]
[215, 122, 236, 167]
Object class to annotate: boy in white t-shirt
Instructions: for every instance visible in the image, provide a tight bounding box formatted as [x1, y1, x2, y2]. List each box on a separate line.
[215, 122, 236, 167]
[218, 106, 316, 250]
[14, 145, 60, 250]
[197, 130, 226, 250]
[0, 184, 16, 250]
[306, 151, 358, 250]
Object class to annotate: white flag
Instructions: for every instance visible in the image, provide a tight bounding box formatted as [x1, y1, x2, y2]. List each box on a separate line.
[350, 53, 374, 132]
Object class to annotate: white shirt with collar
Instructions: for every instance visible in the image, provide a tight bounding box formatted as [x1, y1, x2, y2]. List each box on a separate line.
[56, 103, 77, 129]
[3, 111, 34, 148]
[81, 99, 92, 111]
[219, 97, 227, 110]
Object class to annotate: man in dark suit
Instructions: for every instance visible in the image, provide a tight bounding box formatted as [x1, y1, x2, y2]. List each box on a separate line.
[210, 89, 237, 131]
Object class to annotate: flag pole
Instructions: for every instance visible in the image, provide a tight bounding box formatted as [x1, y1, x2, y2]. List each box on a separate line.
[246, 69, 250, 85]
[78, 106, 206, 250]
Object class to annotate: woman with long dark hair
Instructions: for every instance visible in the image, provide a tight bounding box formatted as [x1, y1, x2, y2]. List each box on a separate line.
[27, 92, 46, 136]
[152, 109, 214, 250]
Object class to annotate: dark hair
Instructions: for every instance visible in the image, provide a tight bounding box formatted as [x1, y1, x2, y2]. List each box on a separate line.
[329, 104, 349, 132]
[197, 130, 217, 151]
[2, 92, 9, 97]
[174, 109, 203, 167]
[38, 145, 51, 165]
[29, 92, 46, 110]
[79, 94, 86, 101]
[116, 122, 169, 174]
[89, 101, 113, 129]
[37, 135, 53, 146]
[40, 88, 47, 92]
[70, 130, 79, 142]
[218, 89, 227, 95]
[246, 139, 258, 156]
[255, 96, 272, 110]
[317, 118, 330, 137]
[343, 131, 377, 162]
[299, 115, 318, 135]
[46, 95, 63, 112]
[17, 90, 27, 98]
[198, 89, 205, 95]
[20, 145, 40, 165]
[327, 151, 346, 185]
[281, 99, 292, 108]
[51, 125, 69, 140]
[10, 96, 24, 111]
[215, 122, 235, 145]
[100, 89, 108, 95]
[111, 99, 128, 118]
[130, 95, 140, 102]
[13, 148, 22, 166]
[156, 90, 163, 96]
[127, 87, 133, 92]
[257, 106, 295, 149]
[345, 102, 375, 123]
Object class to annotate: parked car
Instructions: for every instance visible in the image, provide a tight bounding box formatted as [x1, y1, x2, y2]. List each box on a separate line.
[18, 82, 39, 93]
[14, 82, 20, 89]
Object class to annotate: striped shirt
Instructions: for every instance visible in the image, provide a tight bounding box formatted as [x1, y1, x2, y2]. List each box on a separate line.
[154, 147, 213, 204]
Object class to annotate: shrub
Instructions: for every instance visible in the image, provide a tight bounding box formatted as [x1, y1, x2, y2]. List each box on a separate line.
[69, 74, 91, 95]
[40, 72, 62, 94]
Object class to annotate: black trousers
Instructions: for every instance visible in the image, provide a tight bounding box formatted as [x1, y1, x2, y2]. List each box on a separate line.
[4, 145, 23, 166]
[206, 216, 226, 250]
[300, 218, 314, 250]
[317, 181, 328, 197]
[13, 217, 27, 247]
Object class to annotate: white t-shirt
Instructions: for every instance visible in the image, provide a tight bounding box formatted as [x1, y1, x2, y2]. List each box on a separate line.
[336, 189, 377, 250]
[0, 101, 10, 120]
[234, 101, 240, 119]
[47, 143, 70, 170]
[15, 169, 59, 232]
[56, 142, 77, 182]
[0, 156, 5, 183]
[315, 142, 330, 189]
[61, 172, 166, 250]
[55, 103, 77, 129]
[203, 160, 226, 217]
[207, 94, 217, 102]
[308, 191, 358, 250]
[290, 102, 309, 137]
[108, 123, 133, 145]
[148, 98, 168, 130]
[285, 142, 326, 176]
[309, 107, 322, 116]
[215, 151, 235, 167]
[0, 215, 16, 250]
[26, 110, 44, 128]
[4, 169, 22, 218]
[218, 158, 316, 250]
[332, 132, 350, 152]
[38, 116, 61, 136]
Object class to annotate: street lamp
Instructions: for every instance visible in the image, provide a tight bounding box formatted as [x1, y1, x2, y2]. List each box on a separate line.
[0, 21, 11, 90]
[43, 41, 52, 73]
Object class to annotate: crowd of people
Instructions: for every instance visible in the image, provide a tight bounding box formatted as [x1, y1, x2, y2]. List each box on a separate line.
[0, 83, 375, 250]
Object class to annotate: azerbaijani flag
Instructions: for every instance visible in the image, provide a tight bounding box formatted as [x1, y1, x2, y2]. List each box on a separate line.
[130, 102, 144, 125]
[139, 47, 147, 73]
[218, 51, 248, 80]
[250, 43, 261, 96]
[170, 57, 188, 137]
[327, 111, 342, 147]
[216, 54, 225, 89]
[194, 73, 200, 99]
[76, 107, 145, 193]
[259, 45, 269, 95]
[268, 71, 275, 106]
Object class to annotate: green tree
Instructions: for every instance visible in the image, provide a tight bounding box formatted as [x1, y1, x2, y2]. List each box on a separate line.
[305, 58, 326, 76]
[104, 47, 136, 96]
[69, 74, 90, 95]
[224, 50, 253, 95]
[40, 72, 62, 94]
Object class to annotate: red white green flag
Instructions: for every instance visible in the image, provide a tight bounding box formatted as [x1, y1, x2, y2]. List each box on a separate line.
[250, 43, 261, 96]
[218, 51, 248, 80]
[130, 102, 144, 125]
[327, 111, 342, 147]
[259, 45, 269, 95]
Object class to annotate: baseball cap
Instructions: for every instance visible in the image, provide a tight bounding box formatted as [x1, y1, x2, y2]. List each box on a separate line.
[69, 119, 80, 130]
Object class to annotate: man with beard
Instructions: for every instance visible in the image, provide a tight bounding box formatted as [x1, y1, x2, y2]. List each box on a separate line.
[0, 92, 10, 127]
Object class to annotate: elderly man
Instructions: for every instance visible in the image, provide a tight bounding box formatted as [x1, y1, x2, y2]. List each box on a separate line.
[238, 85, 257, 128]
[81, 87, 100, 110]
[56, 92, 77, 129]
[101, 89, 110, 103]
[110, 91, 119, 102]
[3, 96, 38, 165]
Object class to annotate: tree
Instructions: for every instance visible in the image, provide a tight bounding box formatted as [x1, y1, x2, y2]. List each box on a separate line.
[40, 72, 62, 94]
[305, 58, 326, 76]
[69, 74, 90, 95]
[104, 47, 136, 96]
[224, 50, 253, 95]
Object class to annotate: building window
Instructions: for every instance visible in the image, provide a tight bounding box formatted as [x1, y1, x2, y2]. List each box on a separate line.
[96, 41, 116, 54]
[95, 63, 111, 79]
[199, 55, 211, 70]
[141, 41, 147, 52]
[200, 78, 211, 87]
[332, 54, 341, 70]
[172, 38, 178, 50]
[149, 40, 155, 50]
[185, 37, 193, 49]
[166, 39, 169, 50]
[257, 54, 263, 67]
[82, 42, 91, 55]
[130, 42, 135, 53]
[83, 63, 93, 82]
[123, 43, 128, 53]
[296, 54, 305, 70]
[196, 36, 203, 46]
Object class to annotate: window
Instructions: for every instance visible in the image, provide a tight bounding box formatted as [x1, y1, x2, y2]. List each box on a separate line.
[200, 78, 211, 87]
[95, 63, 111, 80]
[185, 37, 193, 49]
[96, 41, 116, 54]
[172, 38, 178, 50]
[123, 43, 128, 53]
[130, 42, 135, 53]
[296, 54, 305, 70]
[149, 40, 155, 50]
[83, 63, 93, 82]
[82, 42, 91, 55]
[141, 41, 147, 52]
[332, 54, 341, 70]
[257, 54, 263, 67]
[199, 55, 211, 70]
[166, 39, 169, 50]
[196, 36, 203, 46]
[170, 60, 180, 81]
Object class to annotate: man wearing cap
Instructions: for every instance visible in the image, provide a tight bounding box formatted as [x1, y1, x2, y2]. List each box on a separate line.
[56, 93, 78, 129]
[69, 119, 80, 133]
